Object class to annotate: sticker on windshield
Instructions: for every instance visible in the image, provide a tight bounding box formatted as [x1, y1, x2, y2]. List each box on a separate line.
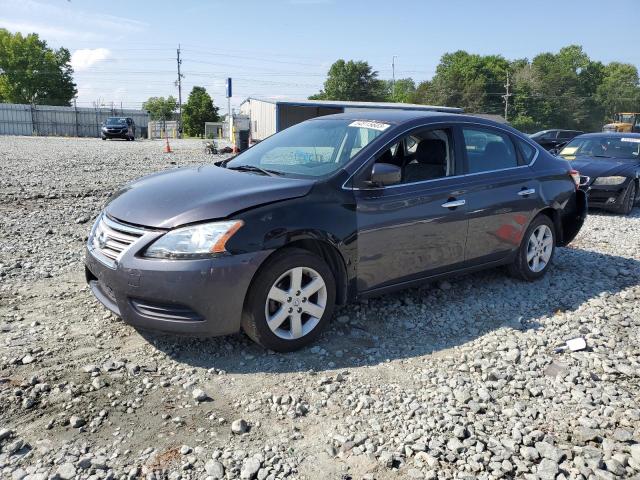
[349, 120, 390, 131]
[621, 138, 640, 143]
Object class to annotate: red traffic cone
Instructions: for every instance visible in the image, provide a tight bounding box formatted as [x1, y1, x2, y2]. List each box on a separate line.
[164, 136, 172, 153]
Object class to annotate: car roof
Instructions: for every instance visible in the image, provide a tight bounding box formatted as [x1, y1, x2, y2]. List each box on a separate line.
[309, 109, 510, 129]
[575, 132, 640, 139]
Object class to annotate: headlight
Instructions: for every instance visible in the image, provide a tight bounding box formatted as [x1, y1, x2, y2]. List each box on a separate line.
[592, 176, 627, 186]
[144, 220, 243, 259]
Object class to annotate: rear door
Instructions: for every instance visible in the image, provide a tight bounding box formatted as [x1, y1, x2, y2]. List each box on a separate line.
[353, 125, 470, 292]
[457, 125, 542, 264]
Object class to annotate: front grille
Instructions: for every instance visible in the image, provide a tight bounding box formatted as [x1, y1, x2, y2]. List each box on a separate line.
[90, 214, 147, 265]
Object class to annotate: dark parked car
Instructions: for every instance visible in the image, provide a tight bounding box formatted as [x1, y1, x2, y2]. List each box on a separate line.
[101, 117, 136, 141]
[530, 129, 583, 152]
[558, 132, 640, 214]
[85, 111, 587, 351]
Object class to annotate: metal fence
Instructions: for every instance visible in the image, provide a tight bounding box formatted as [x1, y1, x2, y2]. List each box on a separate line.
[0, 103, 149, 138]
[148, 120, 179, 139]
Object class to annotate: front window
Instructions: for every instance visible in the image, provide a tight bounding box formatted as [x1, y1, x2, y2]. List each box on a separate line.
[225, 119, 389, 177]
[559, 136, 640, 159]
[371, 128, 455, 184]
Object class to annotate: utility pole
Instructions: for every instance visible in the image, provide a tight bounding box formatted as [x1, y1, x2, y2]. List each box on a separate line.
[176, 44, 184, 138]
[502, 71, 512, 122]
[391, 55, 398, 100]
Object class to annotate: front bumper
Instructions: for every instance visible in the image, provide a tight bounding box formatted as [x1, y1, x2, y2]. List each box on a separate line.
[85, 244, 271, 337]
[102, 129, 130, 139]
[584, 181, 629, 210]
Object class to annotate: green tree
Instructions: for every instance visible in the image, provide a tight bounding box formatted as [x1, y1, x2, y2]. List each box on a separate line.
[387, 78, 418, 103]
[310, 59, 387, 101]
[142, 96, 177, 122]
[418, 51, 509, 115]
[0, 29, 76, 105]
[182, 86, 219, 137]
[596, 62, 640, 120]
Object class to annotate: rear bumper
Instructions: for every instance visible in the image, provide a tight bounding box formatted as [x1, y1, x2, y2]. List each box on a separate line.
[85, 247, 271, 336]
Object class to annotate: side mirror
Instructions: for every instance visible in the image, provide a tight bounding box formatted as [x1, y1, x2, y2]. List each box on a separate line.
[370, 163, 401, 187]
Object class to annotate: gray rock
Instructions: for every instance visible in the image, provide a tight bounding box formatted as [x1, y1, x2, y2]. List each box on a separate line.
[232, 419, 249, 434]
[505, 348, 521, 363]
[204, 459, 225, 479]
[630, 444, 640, 464]
[240, 457, 261, 480]
[192, 388, 210, 402]
[536, 458, 559, 480]
[520, 446, 540, 462]
[21, 355, 34, 364]
[535, 441, 563, 462]
[55, 463, 76, 480]
[69, 415, 85, 428]
[378, 451, 394, 468]
[574, 426, 599, 444]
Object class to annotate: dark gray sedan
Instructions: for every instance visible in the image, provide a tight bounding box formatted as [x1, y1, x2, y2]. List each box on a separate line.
[85, 111, 587, 351]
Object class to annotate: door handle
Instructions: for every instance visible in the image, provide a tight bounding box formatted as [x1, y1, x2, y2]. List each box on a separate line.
[441, 199, 466, 208]
[518, 188, 536, 196]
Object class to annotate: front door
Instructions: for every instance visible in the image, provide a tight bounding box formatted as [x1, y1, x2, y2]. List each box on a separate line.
[353, 126, 469, 292]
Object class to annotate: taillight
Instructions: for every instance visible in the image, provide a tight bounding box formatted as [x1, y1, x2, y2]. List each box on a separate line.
[569, 169, 580, 189]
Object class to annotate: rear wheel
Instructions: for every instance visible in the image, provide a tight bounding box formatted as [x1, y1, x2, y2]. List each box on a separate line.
[509, 214, 556, 281]
[241, 248, 336, 352]
[615, 181, 636, 215]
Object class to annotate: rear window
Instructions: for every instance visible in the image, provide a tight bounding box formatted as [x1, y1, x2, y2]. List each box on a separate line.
[463, 128, 518, 173]
[516, 138, 536, 164]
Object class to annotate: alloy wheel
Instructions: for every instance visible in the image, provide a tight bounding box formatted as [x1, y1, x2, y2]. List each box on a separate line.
[264, 266, 327, 340]
[526, 225, 553, 273]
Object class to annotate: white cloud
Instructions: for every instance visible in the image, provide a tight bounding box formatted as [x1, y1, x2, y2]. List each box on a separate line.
[71, 48, 111, 71]
[0, 0, 148, 44]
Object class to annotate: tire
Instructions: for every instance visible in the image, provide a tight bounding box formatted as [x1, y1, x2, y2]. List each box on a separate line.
[241, 248, 336, 352]
[508, 214, 556, 281]
[614, 181, 636, 215]
[101, 136, 106, 141]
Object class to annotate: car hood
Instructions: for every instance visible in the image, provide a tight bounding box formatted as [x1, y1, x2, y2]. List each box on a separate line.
[566, 155, 638, 178]
[106, 165, 315, 228]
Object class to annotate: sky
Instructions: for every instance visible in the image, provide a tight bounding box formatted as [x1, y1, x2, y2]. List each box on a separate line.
[1, 0, 639, 114]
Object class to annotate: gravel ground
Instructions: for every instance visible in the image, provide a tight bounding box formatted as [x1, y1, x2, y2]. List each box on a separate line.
[0, 136, 639, 480]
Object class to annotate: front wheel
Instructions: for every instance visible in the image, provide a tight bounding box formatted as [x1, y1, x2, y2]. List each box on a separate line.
[615, 181, 636, 215]
[241, 248, 336, 352]
[509, 215, 556, 281]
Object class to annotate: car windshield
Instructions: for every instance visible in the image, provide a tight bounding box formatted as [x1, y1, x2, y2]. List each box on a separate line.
[106, 118, 127, 126]
[559, 136, 640, 160]
[224, 118, 389, 177]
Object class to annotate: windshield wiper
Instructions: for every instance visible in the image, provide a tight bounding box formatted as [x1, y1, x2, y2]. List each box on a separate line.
[592, 154, 612, 158]
[226, 164, 283, 176]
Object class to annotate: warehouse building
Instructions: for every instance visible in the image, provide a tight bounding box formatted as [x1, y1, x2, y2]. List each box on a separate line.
[239, 97, 465, 141]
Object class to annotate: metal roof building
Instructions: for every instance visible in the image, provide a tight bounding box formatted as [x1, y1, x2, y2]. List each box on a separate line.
[239, 97, 464, 141]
